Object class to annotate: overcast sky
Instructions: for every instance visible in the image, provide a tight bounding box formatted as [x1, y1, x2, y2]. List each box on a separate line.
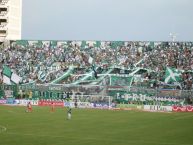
[22, 0, 193, 41]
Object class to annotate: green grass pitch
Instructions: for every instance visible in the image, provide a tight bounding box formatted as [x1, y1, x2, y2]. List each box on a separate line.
[0, 105, 193, 145]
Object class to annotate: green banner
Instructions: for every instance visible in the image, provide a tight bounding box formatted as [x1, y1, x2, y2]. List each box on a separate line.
[110, 76, 133, 86]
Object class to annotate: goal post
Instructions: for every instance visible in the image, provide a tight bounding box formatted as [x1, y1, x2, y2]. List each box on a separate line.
[68, 93, 113, 109]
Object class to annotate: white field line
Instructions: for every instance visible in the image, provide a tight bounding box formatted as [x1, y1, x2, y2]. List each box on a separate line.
[0, 125, 7, 133]
[5, 132, 193, 145]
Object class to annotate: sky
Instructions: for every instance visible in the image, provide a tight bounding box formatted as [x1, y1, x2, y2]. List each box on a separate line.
[22, 0, 193, 41]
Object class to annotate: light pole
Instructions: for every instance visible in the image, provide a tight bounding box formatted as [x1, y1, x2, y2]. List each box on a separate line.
[169, 33, 178, 42]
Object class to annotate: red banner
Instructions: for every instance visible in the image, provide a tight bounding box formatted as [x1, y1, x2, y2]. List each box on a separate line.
[38, 100, 64, 107]
[172, 106, 193, 112]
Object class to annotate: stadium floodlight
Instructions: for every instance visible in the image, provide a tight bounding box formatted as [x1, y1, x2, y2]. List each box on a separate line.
[169, 33, 179, 42]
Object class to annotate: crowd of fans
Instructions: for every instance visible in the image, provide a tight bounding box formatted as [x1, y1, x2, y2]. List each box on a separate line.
[0, 41, 192, 90]
[141, 42, 193, 89]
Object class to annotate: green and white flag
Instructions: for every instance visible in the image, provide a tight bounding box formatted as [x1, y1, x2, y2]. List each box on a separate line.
[110, 76, 133, 87]
[3, 65, 12, 85]
[3, 65, 21, 84]
[164, 67, 181, 84]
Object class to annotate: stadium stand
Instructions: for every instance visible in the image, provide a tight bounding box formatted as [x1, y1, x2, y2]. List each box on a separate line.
[0, 40, 193, 105]
[0, 41, 192, 87]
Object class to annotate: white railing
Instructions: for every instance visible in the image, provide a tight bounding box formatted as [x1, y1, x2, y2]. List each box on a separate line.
[0, 0, 8, 5]
[0, 11, 8, 17]
[0, 32, 7, 37]
[0, 22, 7, 27]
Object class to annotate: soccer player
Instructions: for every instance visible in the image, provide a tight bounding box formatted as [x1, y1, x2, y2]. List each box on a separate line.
[50, 102, 55, 112]
[67, 107, 72, 120]
[26, 101, 32, 112]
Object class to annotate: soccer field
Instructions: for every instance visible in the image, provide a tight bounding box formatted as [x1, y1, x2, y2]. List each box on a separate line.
[0, 105, 193, 145]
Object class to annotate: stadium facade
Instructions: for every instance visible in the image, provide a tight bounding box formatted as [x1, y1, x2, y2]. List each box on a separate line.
[0, 0, 22, 41]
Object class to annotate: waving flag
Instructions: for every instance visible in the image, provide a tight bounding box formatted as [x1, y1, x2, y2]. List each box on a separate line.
[88, 56, 94, 64]
[3, 65, 21, 84]
[164, 67, 181, 84]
